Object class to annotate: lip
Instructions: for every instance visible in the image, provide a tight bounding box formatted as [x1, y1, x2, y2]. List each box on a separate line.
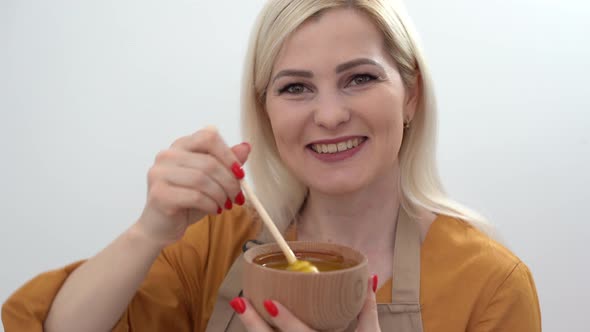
[306, 137, 368, 162]
[307, 135, 367, 145]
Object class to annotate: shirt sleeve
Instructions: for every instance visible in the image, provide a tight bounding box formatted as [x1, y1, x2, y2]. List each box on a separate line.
[1, 224, 208, 332]
[2, 260, 85, 331]
[471, 262, 542, 332]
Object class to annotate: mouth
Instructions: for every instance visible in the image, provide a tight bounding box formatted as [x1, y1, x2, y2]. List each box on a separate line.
[307, 136, 368, 154]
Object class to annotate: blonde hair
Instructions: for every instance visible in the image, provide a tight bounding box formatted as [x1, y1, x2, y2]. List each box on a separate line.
[241, 0, 493, 238]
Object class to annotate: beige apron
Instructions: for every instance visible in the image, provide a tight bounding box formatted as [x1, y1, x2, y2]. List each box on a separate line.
[205, 208, 424, 332]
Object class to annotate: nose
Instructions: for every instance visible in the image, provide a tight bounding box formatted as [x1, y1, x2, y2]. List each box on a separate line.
[313, 93, 351, 129]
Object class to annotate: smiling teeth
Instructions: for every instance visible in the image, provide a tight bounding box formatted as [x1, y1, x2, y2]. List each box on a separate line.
[311, 138, 364, 154]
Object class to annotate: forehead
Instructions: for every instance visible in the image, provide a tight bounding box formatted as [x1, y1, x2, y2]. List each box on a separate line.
[273, 8, 389, 71]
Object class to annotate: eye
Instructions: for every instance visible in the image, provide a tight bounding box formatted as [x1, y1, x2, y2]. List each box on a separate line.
[348, 74, 377, 86]
[278, 83, 310, 95]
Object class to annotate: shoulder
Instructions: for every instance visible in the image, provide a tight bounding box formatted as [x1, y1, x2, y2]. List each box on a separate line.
[422, 215, 520, 275]
[420, 215, 541, 329]
[155, 205, 262, 291]
[159, 205, 262, 328]
[177, 204, 262, 261]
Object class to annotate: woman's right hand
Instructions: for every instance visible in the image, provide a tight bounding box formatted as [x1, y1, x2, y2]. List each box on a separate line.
[135, 127, 250, 246]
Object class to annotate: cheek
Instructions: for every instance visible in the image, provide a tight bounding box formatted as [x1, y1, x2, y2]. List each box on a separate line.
[375, 111, 403, 158]
[266, 99, 304, 152]
[356, 88, 405, 128]
[362, 90, 405, 151]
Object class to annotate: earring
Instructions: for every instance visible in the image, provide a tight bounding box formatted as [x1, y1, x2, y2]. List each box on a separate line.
[403, 121, 411, 130]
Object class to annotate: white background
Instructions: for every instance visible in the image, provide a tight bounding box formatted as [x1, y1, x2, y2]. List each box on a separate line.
[1, 0, 588, 331]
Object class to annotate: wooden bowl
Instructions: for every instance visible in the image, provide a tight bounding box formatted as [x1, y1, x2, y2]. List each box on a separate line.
[242, 241, 369, 331]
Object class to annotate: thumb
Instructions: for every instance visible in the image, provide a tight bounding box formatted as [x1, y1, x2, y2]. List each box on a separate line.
[231, 142, 251, 165]
[356, 275, 380, 332]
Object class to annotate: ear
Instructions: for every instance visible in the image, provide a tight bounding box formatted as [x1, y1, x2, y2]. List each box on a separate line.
[403, 74, 421, 122]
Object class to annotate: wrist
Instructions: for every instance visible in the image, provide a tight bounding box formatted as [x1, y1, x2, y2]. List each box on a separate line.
[127, 222, 170, 253]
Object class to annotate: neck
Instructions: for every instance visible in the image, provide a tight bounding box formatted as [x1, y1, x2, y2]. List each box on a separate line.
[298, 165, 400, 252]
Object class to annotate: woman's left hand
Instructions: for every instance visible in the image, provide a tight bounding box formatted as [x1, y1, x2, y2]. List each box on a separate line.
[230, 276, 381, 332]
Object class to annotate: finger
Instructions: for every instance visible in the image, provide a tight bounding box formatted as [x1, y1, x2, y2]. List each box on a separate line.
[148, 182, 218, 216]
[356, 275, 380, 332]
[172, 127, 246, 180]
[230, 297, 274, 332]
[154, 165, 229, 210]
[231, 142, 251, 165]
[153, 150, 243, 207]
[264, 300, 315, 332]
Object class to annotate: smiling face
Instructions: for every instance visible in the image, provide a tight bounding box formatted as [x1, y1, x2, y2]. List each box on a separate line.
[265, 8, 417, 195]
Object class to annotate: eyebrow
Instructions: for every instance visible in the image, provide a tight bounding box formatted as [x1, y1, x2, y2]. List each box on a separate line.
[271, 70, 313, 84]
[271, 58, 384, 84]
[335, 58, 384, 73]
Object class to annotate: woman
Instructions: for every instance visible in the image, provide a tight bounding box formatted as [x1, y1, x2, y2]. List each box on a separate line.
[1, 0, 541, 331]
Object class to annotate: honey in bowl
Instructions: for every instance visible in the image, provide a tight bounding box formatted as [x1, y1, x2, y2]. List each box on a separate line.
[254, 250, 357, 272]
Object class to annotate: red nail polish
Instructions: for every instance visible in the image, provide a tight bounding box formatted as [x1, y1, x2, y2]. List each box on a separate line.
[263, 300, 279, 317]
[224, 198, 233, 210]
[229, 297, 246, 314]
[235, 191, 245, 206]
[231, 162, 245, 180]
[372, 275, 378, 293]
[217, 206, 222, 214]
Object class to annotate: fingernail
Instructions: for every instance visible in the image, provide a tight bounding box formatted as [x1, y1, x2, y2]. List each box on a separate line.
[235, 191, 245, 206]
[217, 206, 222, 214]
[229, 297, 246, 314]
[241, 142, 251, 150]
[224, 198, 233, 210]
[263, 300, 279, 317]
[231, 162, 245, 180]
[372, 274, 378, 293]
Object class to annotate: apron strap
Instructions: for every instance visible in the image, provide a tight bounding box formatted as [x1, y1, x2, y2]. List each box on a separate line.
[390, 207, 422, 305]
[205, 239, 266, 331]
[204, 253, 243, 331]
[344, 208, 424, 332]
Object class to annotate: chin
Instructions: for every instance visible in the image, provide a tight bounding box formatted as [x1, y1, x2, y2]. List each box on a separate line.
[307, 177, 369, 196]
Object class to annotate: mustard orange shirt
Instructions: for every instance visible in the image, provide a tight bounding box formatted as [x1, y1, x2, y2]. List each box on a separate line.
[1, 206, 541, 331]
